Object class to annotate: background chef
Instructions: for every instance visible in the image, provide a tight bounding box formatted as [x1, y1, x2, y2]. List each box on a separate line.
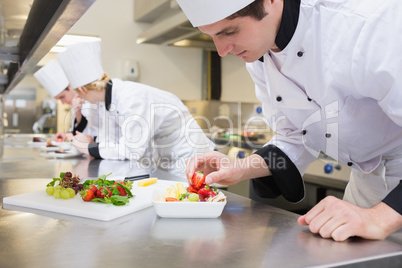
[34, 59, 100, 141]
[57, 41, 215, 178]
[178, 0, 402, 241]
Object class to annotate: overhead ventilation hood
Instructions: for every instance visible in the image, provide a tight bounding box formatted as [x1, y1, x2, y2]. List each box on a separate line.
[0, 0, 96, 94]
[136, 2, 216, 51]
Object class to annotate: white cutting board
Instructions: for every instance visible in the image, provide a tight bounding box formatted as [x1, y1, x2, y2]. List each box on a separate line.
[3, 179, 185, 221]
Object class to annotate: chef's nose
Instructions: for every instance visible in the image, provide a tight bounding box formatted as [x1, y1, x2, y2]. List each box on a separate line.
[213, 38, 234, 57]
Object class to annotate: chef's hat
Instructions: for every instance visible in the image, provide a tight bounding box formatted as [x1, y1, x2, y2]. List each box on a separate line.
[176, 0, 256, 27]
[57, 41, 104, 89]
[34, 59, 69, 98]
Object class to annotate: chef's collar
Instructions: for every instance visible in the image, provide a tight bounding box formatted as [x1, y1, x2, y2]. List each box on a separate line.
[105, 80, 113, 111]
[259, 0, 300, 62]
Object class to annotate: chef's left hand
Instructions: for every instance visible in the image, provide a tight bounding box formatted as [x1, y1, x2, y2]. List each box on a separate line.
[298, 196, 402, 241]
[67, 131, 94, 155]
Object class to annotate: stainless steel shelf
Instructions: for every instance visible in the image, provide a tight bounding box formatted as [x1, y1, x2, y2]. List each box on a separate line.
[1, 0, 96, 94]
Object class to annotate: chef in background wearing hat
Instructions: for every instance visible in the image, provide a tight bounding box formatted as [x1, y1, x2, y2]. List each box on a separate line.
[57, 41, 214, 178]
[178, 0, 402, 241]
[34, 59, 100, 141]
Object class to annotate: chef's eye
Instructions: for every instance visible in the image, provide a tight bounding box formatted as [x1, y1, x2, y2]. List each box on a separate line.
[224, 31, 236, 36]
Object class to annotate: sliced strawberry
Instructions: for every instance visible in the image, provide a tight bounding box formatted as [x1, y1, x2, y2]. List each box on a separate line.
[191, 171, 205, 189]
[197, 187, 209, 197]
[208, 190, 217, 197]
[187, 185, 198, 193]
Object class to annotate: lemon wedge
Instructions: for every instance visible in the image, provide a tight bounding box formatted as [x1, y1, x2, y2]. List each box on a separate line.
[137, 177, 158, 187]
[176, 183, 186, 195]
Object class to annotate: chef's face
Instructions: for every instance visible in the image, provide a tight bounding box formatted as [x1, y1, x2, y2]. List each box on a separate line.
[75, 86, 104, 104]
[55, 86, 75, 105]
[198, 0, 282, 62]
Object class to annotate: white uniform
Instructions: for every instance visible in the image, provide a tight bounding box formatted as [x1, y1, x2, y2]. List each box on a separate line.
[92, 79, 214, 178]
[247, 0, 402, 207]
[70, 101, 102, 138]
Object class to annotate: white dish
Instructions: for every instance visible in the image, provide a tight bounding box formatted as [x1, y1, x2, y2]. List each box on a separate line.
[46, 150, 82, 159]
[41, 142, 71, 152]
[28, 140, 63, 147]
[152, 188, 227, 218]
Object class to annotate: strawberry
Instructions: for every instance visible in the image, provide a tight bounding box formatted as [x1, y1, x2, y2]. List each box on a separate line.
[191, 171, 205, 189]
[113, 181, 127, 196]
[197, 187, 209, 197]
[96, 186, 112, 199]
[88, 184, 98, 194]
[187, 185, 198, 193]
[80, 189, 95, 202]
[208, 190, 217, 197]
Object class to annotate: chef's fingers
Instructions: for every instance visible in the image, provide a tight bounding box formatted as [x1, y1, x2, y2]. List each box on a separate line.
[318, 218, 348, 240]
[205, 171, 221, 185]
[302, 196, 334, 225]
[297, 215, 308, 225]
[186, 156, 197, 181]
[330, 224, 354, 242]
[66, 133, 74, 141]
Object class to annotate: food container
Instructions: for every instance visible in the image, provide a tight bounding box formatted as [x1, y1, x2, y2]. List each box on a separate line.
[152, 188, 227, 218]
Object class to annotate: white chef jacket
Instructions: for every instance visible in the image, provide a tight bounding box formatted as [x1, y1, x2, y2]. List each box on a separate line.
[249, 0, 402, 210]
[70, 101, 102, 138]
[88, 78, 214, 178]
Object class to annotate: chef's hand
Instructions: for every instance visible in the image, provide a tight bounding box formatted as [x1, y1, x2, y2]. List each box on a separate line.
[66, 131, 94, 155]
[71, 95, 84, 113]
[71, 96, 85, 124]
[54, 132, 67, 142]
[186, 151, 271, 186]
[298, 196, 402, 241]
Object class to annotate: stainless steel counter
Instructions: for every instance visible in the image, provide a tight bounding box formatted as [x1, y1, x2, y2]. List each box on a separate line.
[1, 135, 402, 268]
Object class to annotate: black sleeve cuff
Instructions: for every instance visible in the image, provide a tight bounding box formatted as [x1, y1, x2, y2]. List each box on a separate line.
[252, 144, 305, 203]
[73, 115, 88, 134]
[382, 180, 402, 215]
[88, 142, 102, 159]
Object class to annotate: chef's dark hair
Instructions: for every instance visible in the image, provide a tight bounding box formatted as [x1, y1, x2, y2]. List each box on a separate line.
[227, 0, 267, 21]
[81, 73, 111, 92]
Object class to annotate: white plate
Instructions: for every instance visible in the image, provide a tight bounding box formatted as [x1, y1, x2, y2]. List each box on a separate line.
[152, 188, 227, 218]
[28, 140, 64, 148]
[46, 149, 82, 159]
[40, 142, 72, 152]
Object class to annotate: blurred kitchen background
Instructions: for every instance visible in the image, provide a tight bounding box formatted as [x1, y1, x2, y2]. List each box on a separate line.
[0, 0, 350, 214]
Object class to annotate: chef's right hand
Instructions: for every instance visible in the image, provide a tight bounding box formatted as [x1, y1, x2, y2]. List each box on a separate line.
[186, 151, 270, 186]
[54, 132, 67, 142]
[71, 96, 84, 113]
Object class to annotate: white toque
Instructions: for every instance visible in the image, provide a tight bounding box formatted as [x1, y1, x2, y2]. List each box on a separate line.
[176, 0, 256, 27]
[57, 41, 104, 89]
[34, 59, 69, 98]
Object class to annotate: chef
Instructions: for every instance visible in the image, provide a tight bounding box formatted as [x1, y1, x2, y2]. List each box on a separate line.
[34, 59, 100, 141]
[57, 41, 215, 178]
[178, 0, 402, 241]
